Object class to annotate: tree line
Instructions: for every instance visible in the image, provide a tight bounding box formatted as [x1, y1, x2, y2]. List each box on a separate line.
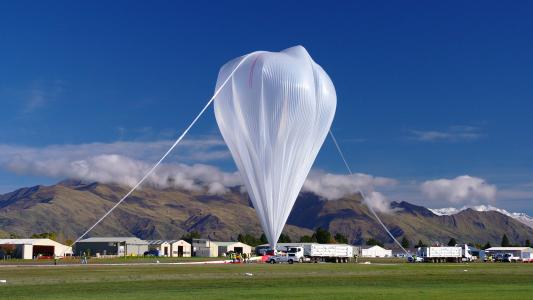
[399, 234, 531, 250]
[6, 231, 532, 250]
[236, 228, 350, 246]
[180, 227, 351, 247]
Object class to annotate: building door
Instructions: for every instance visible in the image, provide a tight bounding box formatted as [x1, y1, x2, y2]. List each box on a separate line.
[178, 246, 183, 257]
[33, 246, 54, 258]
[164, 246, 169, 256]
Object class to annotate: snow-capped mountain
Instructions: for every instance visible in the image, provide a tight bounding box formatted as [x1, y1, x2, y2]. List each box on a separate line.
[429, 205, 533, 229]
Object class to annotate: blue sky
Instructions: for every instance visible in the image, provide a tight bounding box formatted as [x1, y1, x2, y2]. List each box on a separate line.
[1, 1, 532, 213]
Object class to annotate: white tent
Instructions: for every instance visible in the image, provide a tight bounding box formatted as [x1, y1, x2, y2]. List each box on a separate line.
[361, 245, 392, 258]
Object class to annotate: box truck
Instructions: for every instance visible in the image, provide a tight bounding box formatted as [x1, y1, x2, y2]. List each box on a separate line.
[266, 243, 354, 263]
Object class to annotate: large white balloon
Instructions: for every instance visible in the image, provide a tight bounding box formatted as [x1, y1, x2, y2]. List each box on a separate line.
[214, 46, 336, 248]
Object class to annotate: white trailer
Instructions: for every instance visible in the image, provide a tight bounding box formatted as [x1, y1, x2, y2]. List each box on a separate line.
[417, 246, 462, 262]
[272, 243, 353, 263]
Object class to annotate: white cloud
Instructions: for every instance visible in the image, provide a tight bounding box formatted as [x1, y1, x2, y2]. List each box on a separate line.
[420, 175, 497, 205]
[303, 171, 397, 199]
[364, 191, 397, 214]
[0, 138, 235, 195]
[0, 140, 400, 207]
[2, 151, 240, 195]
[409, 125, 483, 142]
[303, 171, 398, 213]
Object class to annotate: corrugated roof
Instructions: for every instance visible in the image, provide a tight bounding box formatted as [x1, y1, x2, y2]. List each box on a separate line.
[212, 241, 251, 247]
[486, 247, 533, 251]
[258, 243, 356, 247]
[269, 243, 318, 246]
[0, 238, 69, 247]
[212, 241, 240, 246]
[78, 237, 147, 244]
[146, 240, 190, 245]
[362, 245, 391, 251]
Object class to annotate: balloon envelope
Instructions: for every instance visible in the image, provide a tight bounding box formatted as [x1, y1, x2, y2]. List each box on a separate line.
[214, 46, 336, 248]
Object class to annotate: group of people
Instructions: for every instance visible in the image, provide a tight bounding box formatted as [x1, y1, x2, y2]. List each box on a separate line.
[228, 252, 250, 263]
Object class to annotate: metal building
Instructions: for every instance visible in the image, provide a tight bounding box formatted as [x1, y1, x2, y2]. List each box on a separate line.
[485, 247, 533, 261]
[192, 239, 253, 257]
[75, 237, 148, 257]
[192, 239, 219, 257]
[213, 241, 252, 257]
[0, 238, 72, 259]
[147, 240, 192, 257]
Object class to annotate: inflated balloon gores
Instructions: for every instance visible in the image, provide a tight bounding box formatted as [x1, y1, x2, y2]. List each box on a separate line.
[214, 46, 336, 249]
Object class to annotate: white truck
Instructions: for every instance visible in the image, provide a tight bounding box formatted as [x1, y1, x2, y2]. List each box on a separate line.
[460, 244, 475, 262]
[267, 247, 305, 264]
[494, 253, 521, 262]
[417, 246, 462, 262]
[267, 243, 354, 264]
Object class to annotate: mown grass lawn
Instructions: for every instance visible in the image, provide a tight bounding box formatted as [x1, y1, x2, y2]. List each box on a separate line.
[0, 256, 224, 265]
[1, 262, 532, 299]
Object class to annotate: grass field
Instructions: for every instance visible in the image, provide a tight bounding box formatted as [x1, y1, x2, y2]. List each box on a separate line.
[1, 261, 532, 299]
[0, 256, 224, 265]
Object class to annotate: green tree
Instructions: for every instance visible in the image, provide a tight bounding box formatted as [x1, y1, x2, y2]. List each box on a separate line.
[501, 234, 510, 247]
[299, 235, 316, 243]
[525, 239, 531, 247]
[334, 233, 348, 244]
[237, 233, 262, 246]
[278, 233, 292, 243]
[416, 240, 426, 248]
[482, 242, 492, 250]
[312, 227, 332, 244]
[237, 234, 245, 243]
[181, 231, 201, 243]
[31, 232, 57, 241]
[366, 238, 384, 247]
[400, 236, 410, 249]
[447, 238, 457, 246]
[259, 233, 268, 244]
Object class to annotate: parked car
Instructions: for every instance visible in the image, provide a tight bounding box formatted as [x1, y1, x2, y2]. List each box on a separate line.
[503, 253, 520, 262]
[407, 255, 423, 263]
[494, 253, 505, 262]
[255, 246, 275, 256]
[265, 249, 276, 256]
[143, 249, 160, 257]
[268, 253, 303, 264]
[493, 253, 520, 262]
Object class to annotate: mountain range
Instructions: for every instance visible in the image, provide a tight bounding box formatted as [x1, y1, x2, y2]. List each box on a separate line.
[429, 205, 533, 231]
[1, 180, 532, 247]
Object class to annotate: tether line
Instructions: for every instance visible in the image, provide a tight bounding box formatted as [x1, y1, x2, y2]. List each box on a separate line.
[329, 130, 411, 257]
[64, 53, 253, 255]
